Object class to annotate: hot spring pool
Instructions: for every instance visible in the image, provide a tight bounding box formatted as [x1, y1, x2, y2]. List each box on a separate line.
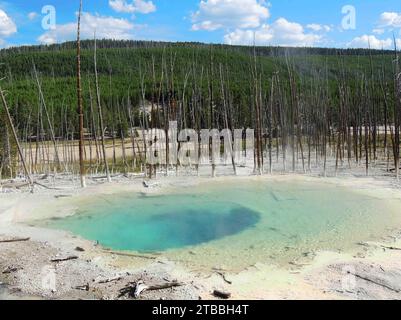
[40, 178, 401, 269]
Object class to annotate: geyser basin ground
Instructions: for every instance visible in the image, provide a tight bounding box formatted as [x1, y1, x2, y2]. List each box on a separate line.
[38, 177, 401, 270]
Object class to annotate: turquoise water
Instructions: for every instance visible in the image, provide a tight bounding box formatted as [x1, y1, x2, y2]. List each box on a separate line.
[46, 198, 260, 251]
[42, 179, 401, 267]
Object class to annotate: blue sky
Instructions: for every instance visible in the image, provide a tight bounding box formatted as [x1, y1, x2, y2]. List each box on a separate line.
[0, 0, 400, 49]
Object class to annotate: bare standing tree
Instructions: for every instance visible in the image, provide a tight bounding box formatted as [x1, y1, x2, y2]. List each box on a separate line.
[0, 87, 33, 188]
[94, 34, 111, 182]
[32, 62, 62, 170]
[76, 0, 86, 188]
[393, 35, 401, 178]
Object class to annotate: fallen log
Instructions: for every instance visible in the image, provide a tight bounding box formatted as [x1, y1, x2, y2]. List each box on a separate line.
[142, 181, 159, 188]
[90, 174, 121, 180]
[2, 266, 22, 274]
[357, 242, 372, 247]
[102, 249, 158, 260]
[34, 181, 63, 190]
[95, 276, 122, 284]
[2, 180, 61, 191]
[133, 280, 149, 298]
[50, 255, 78, 263]
[381, 245, 401, 251]
[1, 182, 30, 189]
[146, 281, 184, 291]
[119, 280, 184, 299]
[0, 237, 30, 243]
[348, 271, 400, 293]
[216, 271, 232, 284]
[55, 195, 72, 199]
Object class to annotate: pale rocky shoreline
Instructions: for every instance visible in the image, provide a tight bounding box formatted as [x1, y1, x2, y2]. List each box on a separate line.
[1, 164, 401, 300]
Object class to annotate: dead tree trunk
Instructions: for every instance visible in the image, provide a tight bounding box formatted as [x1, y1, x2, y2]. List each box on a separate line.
[76, 0, 86, 188]
[0, 87, 33, 187]
[94, 36, 111, 182]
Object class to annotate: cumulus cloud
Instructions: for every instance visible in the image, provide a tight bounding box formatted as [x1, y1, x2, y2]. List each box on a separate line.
[38, 12, 135, 45]
[224, 25, 272, 45]
[372, 28, 385, 35]
[347, 35, 393, 49]
[224, 18, 322, 47]
[306, 23, 331, 32]
[191, 1, 328, 47]
[192, 0, 270, 31]
[109, 0, 156, 14]
[28, 12, 38, 21]
[378, 12, 401, 28]
[0, 9, 17, 38]
[347, 12, 401, 50]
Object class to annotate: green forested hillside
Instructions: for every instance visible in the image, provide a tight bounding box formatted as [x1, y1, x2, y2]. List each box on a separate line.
[0, 40, 395, 135]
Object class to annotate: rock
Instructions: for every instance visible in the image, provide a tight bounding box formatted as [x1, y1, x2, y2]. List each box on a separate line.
[213, 290, 231, 299]
[2, 266, 22, 274]
[74, 284, 89, 291]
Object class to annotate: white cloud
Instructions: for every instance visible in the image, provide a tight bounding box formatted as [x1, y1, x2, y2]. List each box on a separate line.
[306, 24, 322, 32]
[379, 12, 401, 28]
[224, 25, 272, 45]
[372, 28, 385, 35]
[224, 18, 322, 47]
[38, 12, 135, 45]
[347, 35, 393, 49]
[192, 0, 270, 31]
[356, 12, 401, 49]
[28, 12, 38, 21]
[0, 9, 17, 38]
[306, 23, 331, 32]
[109, 0, 156, 14]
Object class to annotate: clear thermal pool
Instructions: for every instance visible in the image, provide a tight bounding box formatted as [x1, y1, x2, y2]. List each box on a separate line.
[41, 178, 401, 269]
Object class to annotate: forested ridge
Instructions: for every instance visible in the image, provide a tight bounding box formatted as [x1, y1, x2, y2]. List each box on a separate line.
[0, 40, 395, 131]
